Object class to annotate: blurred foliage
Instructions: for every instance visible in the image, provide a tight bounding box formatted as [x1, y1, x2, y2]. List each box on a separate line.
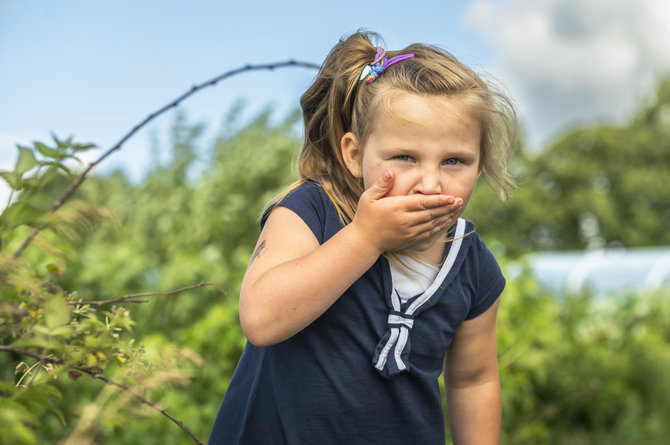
[55, 108, 300, 443]
[1, 77, 669, 444]
[0, 136, 190, 444]
[495, 272, 670, 445]
[467, 76, 670, 255]
[442, 268, 670, 445]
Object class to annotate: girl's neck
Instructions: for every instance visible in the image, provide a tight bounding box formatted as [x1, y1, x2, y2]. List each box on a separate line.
[415, 241, 448, 266]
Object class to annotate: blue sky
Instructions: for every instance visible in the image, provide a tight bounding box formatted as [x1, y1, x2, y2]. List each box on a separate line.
[0, 1, 491, 181]
[2, 0, 670, 188]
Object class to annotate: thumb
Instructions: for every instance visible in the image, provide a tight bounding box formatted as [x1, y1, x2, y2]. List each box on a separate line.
[367, 170, 394, 200]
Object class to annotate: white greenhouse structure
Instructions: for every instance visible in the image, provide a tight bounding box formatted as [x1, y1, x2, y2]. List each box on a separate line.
[526, 247, 670, 296]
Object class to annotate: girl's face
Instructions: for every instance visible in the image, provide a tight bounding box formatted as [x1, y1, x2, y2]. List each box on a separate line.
[342, 92, 481, 261]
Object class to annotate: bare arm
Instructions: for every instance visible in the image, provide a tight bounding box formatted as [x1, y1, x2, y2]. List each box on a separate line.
[444, 297, 501, 445]
[239, 172, 462, 346]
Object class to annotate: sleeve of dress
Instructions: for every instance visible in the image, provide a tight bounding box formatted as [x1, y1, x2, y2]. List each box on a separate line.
[260, 181, 329, 244]
[465, 235, 506, 320]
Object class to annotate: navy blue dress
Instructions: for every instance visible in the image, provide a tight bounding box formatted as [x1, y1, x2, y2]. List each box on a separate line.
[208, 181, 505, 444]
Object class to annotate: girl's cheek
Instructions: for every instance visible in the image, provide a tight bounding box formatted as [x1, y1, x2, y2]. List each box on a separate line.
[387, 176, 410, 197]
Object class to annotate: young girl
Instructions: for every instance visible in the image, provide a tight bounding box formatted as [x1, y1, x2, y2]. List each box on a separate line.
[209, 31, 516, 445]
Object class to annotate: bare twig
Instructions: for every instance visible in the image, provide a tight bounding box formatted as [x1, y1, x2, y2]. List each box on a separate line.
[90, 374, 203, 444]
[12, 60, 320, 259]
[67, 281, 227, 306]
[0, 345, 205, 445]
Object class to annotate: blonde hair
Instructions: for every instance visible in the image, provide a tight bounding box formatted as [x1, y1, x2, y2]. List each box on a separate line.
[268, 30, 516, 225]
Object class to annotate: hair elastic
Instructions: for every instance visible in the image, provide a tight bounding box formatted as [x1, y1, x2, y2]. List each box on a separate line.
[359, 47, 415, 84]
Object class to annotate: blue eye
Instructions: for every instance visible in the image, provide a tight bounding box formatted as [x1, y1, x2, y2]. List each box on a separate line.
[444, 158, 459, 165]
[394, 155, 413, 162]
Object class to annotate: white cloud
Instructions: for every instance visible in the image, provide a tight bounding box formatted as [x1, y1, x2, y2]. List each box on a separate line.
[465, 0, 670, 147]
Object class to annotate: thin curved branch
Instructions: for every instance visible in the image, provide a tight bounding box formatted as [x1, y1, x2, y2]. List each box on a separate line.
[67, 281, 227, 306]
[13, 60, 320, 259]
[90, 374, 203, 445]
[0, 345, 205, 445]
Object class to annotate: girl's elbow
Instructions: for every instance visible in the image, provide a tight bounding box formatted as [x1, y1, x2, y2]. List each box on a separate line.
[243, 331, 275, 348]
[239, 304, 282, 347]
[239, 285, 303, 347]
[240, 310, 269, 347]
[242, 329, 276, 348]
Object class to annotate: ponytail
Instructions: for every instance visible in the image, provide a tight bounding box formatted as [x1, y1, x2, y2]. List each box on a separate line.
[295, 32, 381, 223]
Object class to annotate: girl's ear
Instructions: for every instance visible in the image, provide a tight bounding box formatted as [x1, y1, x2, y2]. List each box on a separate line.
[341, 132, 363, 178]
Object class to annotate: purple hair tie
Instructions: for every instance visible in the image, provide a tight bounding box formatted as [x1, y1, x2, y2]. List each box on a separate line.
[372, 46, 386, 65]
[359, 47, 415, 84]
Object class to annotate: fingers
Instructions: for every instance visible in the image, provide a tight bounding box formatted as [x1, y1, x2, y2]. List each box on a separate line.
[365, 171, 460, 212]
[409, 213, 456, 244]
[416, 213, 454, 235]
[366, 170, 395, 201]
[354, 172, 464, 252]
[413, 195, 462, 211]
[405, 197, 462, 227]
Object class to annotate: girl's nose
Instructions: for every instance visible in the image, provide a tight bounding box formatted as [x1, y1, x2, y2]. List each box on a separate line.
[413, 171, 442, 195]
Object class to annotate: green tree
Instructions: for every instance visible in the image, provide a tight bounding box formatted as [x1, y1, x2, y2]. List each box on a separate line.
[4, 71, 670, 445]
[494, 269, 670, 445]
[0, 106, 302, 444]
[52, 109, 301, 443]
[466, 77, 670, 255]
[0, 137, 183, 445]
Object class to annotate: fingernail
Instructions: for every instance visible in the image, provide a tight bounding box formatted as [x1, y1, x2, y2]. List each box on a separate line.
[446, 197, 455, 205]
[384, 171, 392, 180]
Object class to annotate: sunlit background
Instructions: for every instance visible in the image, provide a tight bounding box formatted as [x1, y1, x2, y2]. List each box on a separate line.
[2, 1, 670, 444]
[2, 0, 669, 176]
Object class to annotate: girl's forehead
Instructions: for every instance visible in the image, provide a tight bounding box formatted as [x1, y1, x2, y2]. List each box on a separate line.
[376, 91, 478, 129]
[363, 91, 482, 151]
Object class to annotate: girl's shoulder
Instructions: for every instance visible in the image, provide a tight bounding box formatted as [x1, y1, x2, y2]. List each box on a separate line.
[468, 226, 500, 267]
[457, 223, 502, 279]
[262, 180, 340, 244]
[459, 223, 505, 319]
[265, 179, 328, 213]
[286, 179, 326, 201]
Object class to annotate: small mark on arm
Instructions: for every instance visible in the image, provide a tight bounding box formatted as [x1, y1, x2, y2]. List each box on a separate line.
[250, 240, 267, 263]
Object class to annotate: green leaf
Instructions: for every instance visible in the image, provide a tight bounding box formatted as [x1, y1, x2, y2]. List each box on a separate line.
[52, 134, 73, 149]
[34, 142, 64, 160]
[46, 262, 66, 276]
[35, 166, 58, 188]
[45, 325, 73, 338]
[85, 353, 99, 368]
[0, 403, 39, 444]
[11, 336, 61, 350]
[2, 202, 48, 228]
[0, 171, 21, 189]
[19, 176, 40, 188]
[15, 382, 63, 420]
[72, 143, 97, 152]
[43, 295, 70, 329]
[39, 161, 71, 175]
[15, 147, 37, 175]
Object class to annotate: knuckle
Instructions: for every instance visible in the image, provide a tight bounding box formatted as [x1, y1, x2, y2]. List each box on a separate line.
[418, 197, 429, 210]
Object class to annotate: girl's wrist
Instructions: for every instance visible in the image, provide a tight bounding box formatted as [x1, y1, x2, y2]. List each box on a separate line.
[344, 219, 385, 259]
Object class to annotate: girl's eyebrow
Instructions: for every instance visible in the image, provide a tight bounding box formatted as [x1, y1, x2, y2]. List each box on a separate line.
[445, 150, 478, 160]
[382, 146, 478, 160]
[382, 146, 418, 154]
